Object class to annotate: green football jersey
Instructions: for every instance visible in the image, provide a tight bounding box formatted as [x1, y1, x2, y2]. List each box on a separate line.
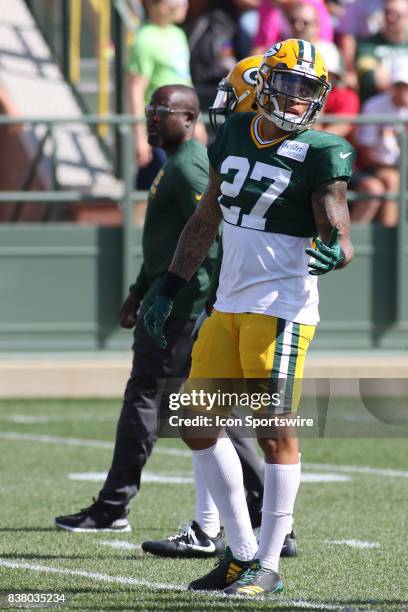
[208, 112, 355, 238]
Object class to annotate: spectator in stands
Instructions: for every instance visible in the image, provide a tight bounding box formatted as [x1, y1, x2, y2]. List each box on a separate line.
[233, 0, 262, 59]
[284, 5, 360, 141]
[356, 0, 408, 102]
[337, 0, 384, 88]
[316, 41, 360, 139]
[351, 56, 408, 226]
[185, 0, 238, 105]
[128, 0, 191, 189]
[252, 0, 333, 54]
[287, 1, 322, 44]
[185, 0, 260, 64]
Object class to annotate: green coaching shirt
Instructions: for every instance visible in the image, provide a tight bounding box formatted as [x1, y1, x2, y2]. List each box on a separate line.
[133, 139, 217, 320]
[128, 23, 192, 103]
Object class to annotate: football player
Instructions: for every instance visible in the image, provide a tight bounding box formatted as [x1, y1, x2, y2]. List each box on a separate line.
[142, 56, 296, 560]
[144, 39, 355, 596]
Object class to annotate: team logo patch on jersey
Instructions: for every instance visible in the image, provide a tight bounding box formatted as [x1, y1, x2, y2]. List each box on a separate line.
[277, 140, 309, 162]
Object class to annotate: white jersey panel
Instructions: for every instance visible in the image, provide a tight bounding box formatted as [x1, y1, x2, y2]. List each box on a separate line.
[214, 222, 320, 325]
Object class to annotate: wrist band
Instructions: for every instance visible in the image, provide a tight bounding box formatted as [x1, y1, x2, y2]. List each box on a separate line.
[160, 271, 187, 299]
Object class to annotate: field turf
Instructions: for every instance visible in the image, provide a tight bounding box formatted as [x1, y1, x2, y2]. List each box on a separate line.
[0, 399, 407, 611]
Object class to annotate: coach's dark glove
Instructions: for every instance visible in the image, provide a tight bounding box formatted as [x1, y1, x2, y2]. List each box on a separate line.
[144, 296, 174, 348]
[306, 226, 345, 276]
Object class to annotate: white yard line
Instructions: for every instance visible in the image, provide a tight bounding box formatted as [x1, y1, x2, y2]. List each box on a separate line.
[0, 432, 191, 456]
[0, 558, 181, 591]
[1, 431, 407, 478]
[303, 462, 408, 479]
[0, 558, 346, 609]
[324, 539, 380, 549]
[99, 539, 142, 550]
[4, 415, 114, 424]
[68, 470, 350, 484]
[68, 471, 194, 484]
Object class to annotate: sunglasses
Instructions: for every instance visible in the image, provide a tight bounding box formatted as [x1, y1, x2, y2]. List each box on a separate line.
[145, 104, 191, 119]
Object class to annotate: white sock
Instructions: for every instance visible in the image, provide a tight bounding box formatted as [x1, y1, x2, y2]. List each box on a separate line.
[192, 453, 220, 538]
[192, 436, 258, 561]
[256, 461, 301, 572]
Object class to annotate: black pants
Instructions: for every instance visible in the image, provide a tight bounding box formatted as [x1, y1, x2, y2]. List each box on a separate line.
[99, 316, 264, 510]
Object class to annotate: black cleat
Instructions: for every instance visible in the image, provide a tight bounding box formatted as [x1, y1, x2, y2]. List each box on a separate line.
[223, 559, 283, 597]
[55, 498, 131, 533]
[142, 521, 224, 558]
[188, 546, 252, 591]
[280, 530, 297, 557]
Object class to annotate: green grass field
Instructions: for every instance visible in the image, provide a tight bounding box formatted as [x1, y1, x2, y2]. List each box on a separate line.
[0, 399, 407, 611]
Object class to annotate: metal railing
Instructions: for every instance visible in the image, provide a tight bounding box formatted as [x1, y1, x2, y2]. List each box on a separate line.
[0, 113, 407, 310]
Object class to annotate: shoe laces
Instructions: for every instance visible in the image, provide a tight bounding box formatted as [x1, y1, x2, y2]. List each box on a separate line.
[238, 560, 264, 583]
[80, 497, 100, 514]
[167, 522, 195, 543]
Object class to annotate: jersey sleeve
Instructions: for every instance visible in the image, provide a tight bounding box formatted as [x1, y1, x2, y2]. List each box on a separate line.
[207, 121, 228, 172]
[173, 156, 209, 221]
[311, 140, 355, 188]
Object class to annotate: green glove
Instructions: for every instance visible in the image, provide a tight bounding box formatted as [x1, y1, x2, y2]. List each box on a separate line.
[305, 227, 345, 276]
[144, 296, 174, 349]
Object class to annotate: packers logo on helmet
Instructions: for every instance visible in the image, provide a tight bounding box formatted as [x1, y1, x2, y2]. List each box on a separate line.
[256, 38, 330, 132]
[209, 55, 262, 132]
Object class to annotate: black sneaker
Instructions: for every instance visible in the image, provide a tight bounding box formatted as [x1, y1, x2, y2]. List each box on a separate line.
[55, 499, 131, 533]
[280, 530, 297, 557]
[188, 546, 253, 591]
[223, 559, 283, 597]
[142, 521, 224, 558]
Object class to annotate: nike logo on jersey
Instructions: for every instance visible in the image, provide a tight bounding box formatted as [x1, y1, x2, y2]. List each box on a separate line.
[195, 193, 203, 201]
[179, 541, 217, 553]
[339, 152, 352, 159]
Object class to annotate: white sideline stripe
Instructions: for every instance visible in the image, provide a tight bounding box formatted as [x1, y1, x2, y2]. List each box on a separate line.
[1, 431, 408, 478]
[325, 539, 380, 549]
[0, 558, 344, 609]
[68, 471, 350, 484]
[0, 432, 191, 456]
[68, 471, 194, 484]
[99, 539, 142, 550]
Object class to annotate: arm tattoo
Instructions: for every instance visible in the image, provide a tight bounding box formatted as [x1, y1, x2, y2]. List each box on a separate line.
[169, 167, 222, 280]
[311, 179, 354, 267]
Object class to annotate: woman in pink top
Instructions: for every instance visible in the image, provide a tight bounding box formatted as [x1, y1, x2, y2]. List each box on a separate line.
[253, 0, 333, 52]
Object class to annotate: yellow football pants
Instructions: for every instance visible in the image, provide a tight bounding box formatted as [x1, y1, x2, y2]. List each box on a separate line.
[188, 310, 315, 413]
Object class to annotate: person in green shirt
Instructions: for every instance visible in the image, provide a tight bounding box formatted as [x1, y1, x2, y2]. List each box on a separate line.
[54, 85, 267, 557]
[128, 0, 191, 176]
[127, 0, 206, 192]
[356, 0, 408, 101]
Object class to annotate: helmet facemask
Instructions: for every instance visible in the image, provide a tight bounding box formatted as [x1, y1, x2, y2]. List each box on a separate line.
[256, 65, 330, 132]
[209, 79, 239, 132]
[209, 80, 255, 132]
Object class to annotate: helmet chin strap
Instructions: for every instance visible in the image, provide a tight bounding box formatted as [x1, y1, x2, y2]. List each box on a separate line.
[262, 95, 306, 132]
[236, 89, 251, 106]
